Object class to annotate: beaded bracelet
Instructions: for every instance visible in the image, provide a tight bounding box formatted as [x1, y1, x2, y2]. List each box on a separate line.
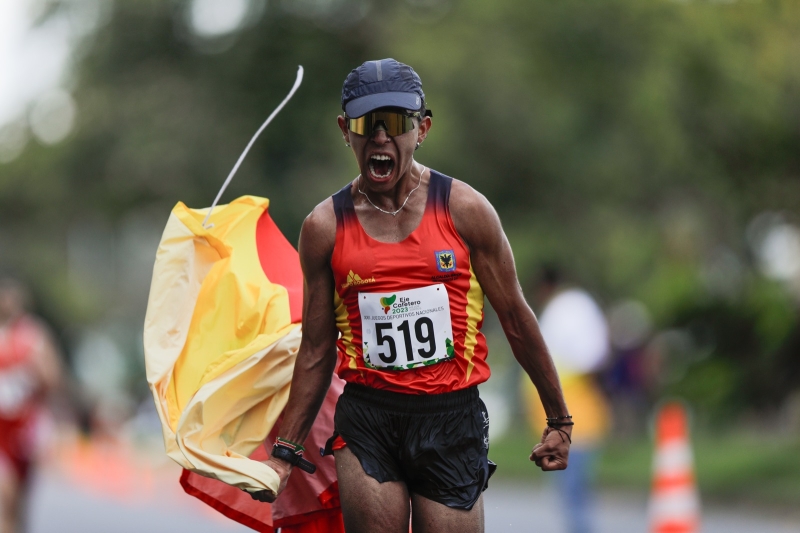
[543, 415, 573, 443]
[276, 437, 306, 453]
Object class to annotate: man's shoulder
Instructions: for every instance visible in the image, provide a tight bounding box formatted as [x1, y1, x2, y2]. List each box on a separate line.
[300, 197, 337, 259]
[305, 196, 336, 227]
[447, 177, 494, 220]
[5, 315, 49, 351]
[305, 181, 354, 225]
[444, 177, 502, 249]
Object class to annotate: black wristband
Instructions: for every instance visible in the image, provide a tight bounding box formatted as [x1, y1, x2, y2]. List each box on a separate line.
[271, 444, 317, 474]
[547, 420, 575, 427]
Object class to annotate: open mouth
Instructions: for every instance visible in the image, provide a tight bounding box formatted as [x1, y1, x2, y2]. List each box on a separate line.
[368, 154, 395, 179]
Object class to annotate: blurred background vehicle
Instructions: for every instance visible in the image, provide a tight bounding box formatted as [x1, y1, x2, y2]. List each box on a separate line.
[1, 0, 799, 531]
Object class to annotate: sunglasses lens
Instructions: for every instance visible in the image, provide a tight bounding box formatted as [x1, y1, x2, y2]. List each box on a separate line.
[377, 112, 409, 136]
[348, 112, 416, 136]
[348, 116, 368, 135]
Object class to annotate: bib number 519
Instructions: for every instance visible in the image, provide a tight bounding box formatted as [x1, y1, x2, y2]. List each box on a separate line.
[374, 317, 436, 364]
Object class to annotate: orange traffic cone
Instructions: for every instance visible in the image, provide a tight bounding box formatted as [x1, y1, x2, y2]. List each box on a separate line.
[648, 402, 700, 533]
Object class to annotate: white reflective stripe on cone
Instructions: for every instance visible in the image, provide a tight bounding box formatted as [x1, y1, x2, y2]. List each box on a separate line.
[653, 441, 694, 475]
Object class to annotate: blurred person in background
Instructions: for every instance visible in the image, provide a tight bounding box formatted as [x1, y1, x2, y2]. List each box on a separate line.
[0, 278, 64, 533]
[523, 266, 611, 533]
[603, 300, 655, 437]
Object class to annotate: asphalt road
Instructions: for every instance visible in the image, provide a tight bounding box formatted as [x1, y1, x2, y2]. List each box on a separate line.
[26, 471, 800, 533]
[483, 482, 800, 533]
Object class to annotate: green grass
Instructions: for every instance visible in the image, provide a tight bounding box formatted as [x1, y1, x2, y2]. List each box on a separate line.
[490, 430, 800, 506]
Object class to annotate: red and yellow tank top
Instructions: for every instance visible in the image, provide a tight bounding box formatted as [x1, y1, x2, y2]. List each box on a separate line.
[331, 170, 490, 394]
[0, 316, 41, 421]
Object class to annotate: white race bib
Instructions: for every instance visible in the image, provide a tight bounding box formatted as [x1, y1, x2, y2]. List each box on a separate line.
[359, 284, 454, 371]
[0, 367, 36, 417]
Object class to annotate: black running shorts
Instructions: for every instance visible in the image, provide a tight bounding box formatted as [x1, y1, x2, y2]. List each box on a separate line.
[323, 383, 496, 510]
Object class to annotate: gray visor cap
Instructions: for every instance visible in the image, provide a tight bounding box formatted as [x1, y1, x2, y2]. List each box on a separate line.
[344, 92, 423, 118]
[341, 59, 425, 118]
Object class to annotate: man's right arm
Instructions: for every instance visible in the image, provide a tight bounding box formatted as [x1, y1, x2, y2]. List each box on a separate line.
[261, 199, 339, 501]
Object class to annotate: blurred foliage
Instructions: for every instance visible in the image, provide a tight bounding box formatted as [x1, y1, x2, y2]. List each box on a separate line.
[2, 0, 800, 419]
[669, 277, 800, 416]
[596, 432, 800, 506]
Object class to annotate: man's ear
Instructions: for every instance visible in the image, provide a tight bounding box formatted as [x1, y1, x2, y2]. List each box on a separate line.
[417, 116, 432, 144]
[337, 115, 349, 144]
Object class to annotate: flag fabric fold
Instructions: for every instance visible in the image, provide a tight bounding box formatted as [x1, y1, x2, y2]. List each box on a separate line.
[144, 195, 342, 532]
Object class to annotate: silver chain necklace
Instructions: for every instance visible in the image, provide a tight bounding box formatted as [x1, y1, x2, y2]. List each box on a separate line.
[357, 166, 425, 217]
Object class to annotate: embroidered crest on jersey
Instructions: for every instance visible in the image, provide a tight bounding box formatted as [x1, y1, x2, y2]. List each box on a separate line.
[435, 250, 456, 272]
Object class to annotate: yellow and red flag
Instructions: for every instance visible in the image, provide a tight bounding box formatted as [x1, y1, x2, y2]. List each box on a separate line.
[144, 195, 343, 532]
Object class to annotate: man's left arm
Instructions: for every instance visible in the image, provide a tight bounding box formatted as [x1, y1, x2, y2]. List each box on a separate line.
[449, 181, 571, 470]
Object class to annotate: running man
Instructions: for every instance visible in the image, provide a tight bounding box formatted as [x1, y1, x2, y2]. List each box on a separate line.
[0, 278, 63, 533]
[261, 59, 572, 533]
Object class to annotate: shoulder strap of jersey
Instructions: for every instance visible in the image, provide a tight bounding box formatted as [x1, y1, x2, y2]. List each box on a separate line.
[332, 182, 354, 228]
[427, 169, 453, 215]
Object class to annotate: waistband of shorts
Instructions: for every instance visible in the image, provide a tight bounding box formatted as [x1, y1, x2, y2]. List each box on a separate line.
[341, 383, 479, 413]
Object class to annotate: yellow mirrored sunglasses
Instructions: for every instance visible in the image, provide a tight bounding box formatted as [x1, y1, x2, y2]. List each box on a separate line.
[346, 110, 421, 137]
